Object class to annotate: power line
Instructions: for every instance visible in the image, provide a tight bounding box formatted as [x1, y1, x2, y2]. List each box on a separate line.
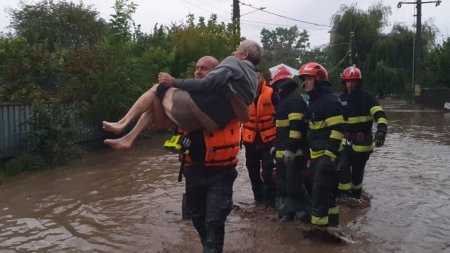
[239, 1, 332, 28]
[181, 0, 230, 21]
[241, 19, 330, 31]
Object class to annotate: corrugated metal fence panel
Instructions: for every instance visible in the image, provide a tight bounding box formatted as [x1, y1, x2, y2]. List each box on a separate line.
[0, 104, 32, 158]
[0, 103, 102, 159]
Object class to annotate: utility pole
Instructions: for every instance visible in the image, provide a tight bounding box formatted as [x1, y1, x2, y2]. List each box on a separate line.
[397, 0, 441, 98]
[349, 31, 355, 66]
[232, 0, 240, 37]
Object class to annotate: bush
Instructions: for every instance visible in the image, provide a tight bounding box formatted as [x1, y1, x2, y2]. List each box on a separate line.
[0, 155, 46, 178]
[25, 103, 85, 167]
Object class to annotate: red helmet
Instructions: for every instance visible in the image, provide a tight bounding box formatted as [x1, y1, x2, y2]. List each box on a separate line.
[298, 62, 328, 81]
[341, 66, 362, 81]
[270, 66, 293, 85]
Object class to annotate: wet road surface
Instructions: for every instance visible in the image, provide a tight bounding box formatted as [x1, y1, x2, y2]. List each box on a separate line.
[1, 99, 450, 253]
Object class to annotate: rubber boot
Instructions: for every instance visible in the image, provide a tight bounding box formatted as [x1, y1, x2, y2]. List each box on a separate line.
[351, 188, 362, 199]
[328, 213, 339, 227]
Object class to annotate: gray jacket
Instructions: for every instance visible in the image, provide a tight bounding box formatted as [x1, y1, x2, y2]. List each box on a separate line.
[173, 56, 257, 106]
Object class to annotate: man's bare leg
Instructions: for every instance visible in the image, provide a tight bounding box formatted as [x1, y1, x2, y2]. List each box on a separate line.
[102, 85, 157, 134]
[103, 88, 176, 149]
[104, 110, 154, 149]
[104, 87, 178, 150]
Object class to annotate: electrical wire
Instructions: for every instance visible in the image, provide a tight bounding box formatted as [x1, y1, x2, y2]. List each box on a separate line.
[240, 1, 332, 28]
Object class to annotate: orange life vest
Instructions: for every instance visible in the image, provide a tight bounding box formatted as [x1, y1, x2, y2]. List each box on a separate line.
[242, 83, 276, 144]
[178, 119, 241, 167]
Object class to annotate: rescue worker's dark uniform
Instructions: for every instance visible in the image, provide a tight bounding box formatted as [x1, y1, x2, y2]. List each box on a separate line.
[338, 87, 388, 198]
[300, 62, 345, 227]
[242, 82, 276, 207]
[272, 76, 311, 222]
[177, 120, 240, 253]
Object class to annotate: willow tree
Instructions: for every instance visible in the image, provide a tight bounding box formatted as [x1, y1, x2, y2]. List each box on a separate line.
[366, 25, 415, 94]
[424, 37, 450, 88]
[329, 3, 390, 69]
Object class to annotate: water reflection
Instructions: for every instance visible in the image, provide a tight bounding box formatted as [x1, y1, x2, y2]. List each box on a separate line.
[0, 99, 450, 252]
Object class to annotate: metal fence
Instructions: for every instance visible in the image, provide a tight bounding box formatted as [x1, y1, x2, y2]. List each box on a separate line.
[415, 88, 450, 108]
[0, 103, 102, 159]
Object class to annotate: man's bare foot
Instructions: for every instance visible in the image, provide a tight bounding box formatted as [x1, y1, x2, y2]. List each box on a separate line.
[102, 121, 127, 134]
[104, 138, 133, 150]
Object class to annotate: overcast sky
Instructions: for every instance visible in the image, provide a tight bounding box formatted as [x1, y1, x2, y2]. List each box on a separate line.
[1, 0, 449, 47]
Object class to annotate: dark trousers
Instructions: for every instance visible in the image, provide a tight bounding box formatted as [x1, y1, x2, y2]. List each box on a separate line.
[338, 150, 370, 197]
[310, 156, 338, 223]
[185, 166, 237, 253]
[275, 156, 311, 217]
[244, 144, 275, 203]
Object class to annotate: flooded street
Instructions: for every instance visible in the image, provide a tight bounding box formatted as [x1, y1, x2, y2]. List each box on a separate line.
[1, 99, 450, 253]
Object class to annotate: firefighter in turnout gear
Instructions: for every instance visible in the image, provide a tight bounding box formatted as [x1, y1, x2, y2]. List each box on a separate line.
[299, 62, 345, 227]
[242, 70, 277, 207]
[338, 66, 388, 199]
[271, 65, 311, 222]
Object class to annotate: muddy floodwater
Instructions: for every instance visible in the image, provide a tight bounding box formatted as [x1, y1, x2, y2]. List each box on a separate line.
[1, 99, 450, 253]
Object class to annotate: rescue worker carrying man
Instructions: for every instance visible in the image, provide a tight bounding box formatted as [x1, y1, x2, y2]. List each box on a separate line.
[242, 70, 277, 207]
[170, 120, 241, 253]
[271, 65, 311, 222]
[338, 66, 388, 199]
[299, 62, 345, 227]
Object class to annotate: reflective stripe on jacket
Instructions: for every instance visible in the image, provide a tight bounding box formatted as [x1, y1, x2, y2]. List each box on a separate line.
[242, 83, 276, 144]
[273, 91, 308, 154]
[307, 92, 345, 161]
[339, 89, 388, 153]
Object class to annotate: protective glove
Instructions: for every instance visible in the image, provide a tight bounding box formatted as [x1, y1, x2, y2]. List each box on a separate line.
[270, 146, 276, 158]
[283, 150, 295, 164]
[374, 131, 386, 147]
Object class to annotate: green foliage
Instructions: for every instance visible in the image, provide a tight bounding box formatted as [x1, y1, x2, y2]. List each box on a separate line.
[0, 37, 62, 102]
[168, 14, 240, 77]
[260, 26, 311, 68]
[25, 103, 84, 167]
[330, 3, 390, 68]
[107, 0, 138, 43]
[424, 37, 450, 88]
[9, 0, 106, 51]
[1, 155, 46, 177]
[328, 2, 440, 94]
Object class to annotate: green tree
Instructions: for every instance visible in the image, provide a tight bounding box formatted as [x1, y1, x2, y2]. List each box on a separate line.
[9, 0, 106, 51]
[107, 0, 137, 43]
[0, 37, 62, 102]
[168, 14, 240, 78]
[330, 3, 391, 69]
[424, 37, 450, 88]
[260, 26, 310, 68]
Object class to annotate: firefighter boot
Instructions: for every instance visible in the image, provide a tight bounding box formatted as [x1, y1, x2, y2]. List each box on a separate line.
[328, 213, 339, 227]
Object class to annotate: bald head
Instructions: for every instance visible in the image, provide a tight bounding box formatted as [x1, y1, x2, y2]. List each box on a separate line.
[195, 56, 219, 79]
